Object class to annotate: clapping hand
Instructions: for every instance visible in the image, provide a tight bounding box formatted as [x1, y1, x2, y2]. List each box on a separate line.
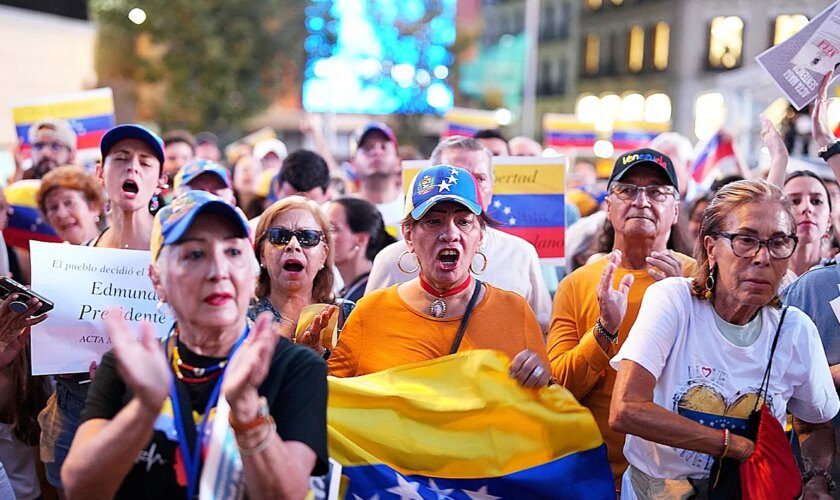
[813, 70, 836, 149]
[760, 115, 789, 165]
[222, 312, 278, 423]
[296, 305, 336, 355]
[105, 312, 170, 415]
[645, 250, 683, 281]
[597, 250, 634, 334]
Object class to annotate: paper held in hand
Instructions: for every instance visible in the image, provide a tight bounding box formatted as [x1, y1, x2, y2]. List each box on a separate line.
[29, 241, 173, 375]
[756, 1, 840, 110]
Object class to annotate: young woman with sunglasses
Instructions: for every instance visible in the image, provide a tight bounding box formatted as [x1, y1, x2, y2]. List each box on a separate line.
[250, 196, 335, 329]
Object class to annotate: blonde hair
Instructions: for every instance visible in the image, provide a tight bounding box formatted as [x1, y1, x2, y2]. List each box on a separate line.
[690, 179, 794, 306]
[254, 196, 334, 302]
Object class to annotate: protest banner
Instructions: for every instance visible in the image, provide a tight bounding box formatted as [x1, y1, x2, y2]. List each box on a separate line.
[29, 241, 173, 375]
[792, 3, 840, 74]
[402, 156, 567, 266]
[442, 107, 498, 138]
[12, 88, 115, 156]
[756, 2, 840, 110]
[543, 113, 597, 149]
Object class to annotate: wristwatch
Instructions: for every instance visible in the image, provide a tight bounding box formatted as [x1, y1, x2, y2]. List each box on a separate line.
[818, 141, 840, 161]
[595, 319, 619, 345]
[229, 396, 274, 433]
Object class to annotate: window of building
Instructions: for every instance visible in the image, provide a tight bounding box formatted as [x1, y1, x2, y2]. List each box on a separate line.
[645, 93, 672, 123]
[610, 0, 624, 5]
[586, 0, 603, 10]
[628, 25, 645, 73]
[708, 16, 744, 69]
[773, 15, 808, 45]
[584, 33, 601, 75]
[694, 92, 726, 140]
[652, 22, 669, 71]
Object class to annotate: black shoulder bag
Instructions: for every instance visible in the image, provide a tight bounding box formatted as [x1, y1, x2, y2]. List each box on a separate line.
[448, 280, 483, 355]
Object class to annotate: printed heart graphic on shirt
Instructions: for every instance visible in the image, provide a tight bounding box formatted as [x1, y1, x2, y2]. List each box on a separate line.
[701, 367, 712, 378]
[675, 384, 769, 434]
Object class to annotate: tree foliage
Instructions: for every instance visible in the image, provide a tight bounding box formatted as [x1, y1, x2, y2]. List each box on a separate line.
[90, 0, 305, 136]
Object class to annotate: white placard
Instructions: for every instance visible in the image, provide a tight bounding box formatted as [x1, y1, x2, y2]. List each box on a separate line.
[29, 241, 173, 375]
[756, 2, 840, 110]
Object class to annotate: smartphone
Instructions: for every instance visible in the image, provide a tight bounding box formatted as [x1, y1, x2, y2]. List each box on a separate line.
[0, 277, 54, 317]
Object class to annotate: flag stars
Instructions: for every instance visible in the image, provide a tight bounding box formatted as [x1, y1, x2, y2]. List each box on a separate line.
[427, 479, 454, 500]
[493, 200, 502, 209]
[508, 217, 516, 225]
[462, 485, 501, 500]
[437, 179, 452, 192]
[385, 474, 423, 500]
[502, 207, 511, 215]
[447, 174, 458, 184]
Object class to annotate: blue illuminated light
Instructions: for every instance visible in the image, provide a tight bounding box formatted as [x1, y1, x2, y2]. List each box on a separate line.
[303, 0, 456, 115]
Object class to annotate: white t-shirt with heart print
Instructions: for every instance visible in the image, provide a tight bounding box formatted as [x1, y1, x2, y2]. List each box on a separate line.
[611, 277, 839, 480]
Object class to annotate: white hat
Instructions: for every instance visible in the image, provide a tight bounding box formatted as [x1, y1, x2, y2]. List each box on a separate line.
[253, 138, 288, 162]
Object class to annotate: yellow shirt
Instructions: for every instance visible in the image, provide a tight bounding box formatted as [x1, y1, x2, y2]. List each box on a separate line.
[330, 283, 548, 377]
[548, 253, 695, 488]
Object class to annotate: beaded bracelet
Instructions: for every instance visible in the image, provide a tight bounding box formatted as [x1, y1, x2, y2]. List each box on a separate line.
[802, 459, 837, 492]
[720, 429, 731, 459]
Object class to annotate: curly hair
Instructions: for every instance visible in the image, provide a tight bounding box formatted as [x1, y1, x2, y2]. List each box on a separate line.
[689, 179, 794, 306]
[37, 166, 105, 217]
[254, 196, 334, 303]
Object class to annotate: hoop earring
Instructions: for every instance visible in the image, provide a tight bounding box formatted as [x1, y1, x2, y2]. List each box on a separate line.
[156, 300, 171, 317]
[704, 265, 716, 301]
[397, 251, 420, 274]
[470, 251, 488, 275]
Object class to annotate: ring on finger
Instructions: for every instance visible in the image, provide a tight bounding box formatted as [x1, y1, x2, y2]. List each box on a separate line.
[532, 365, 544, 379]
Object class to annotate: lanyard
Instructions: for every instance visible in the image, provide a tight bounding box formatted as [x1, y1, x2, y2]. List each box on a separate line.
[167, 323, 249, 500]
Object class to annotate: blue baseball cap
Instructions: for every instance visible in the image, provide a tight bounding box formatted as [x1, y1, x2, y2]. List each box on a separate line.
[100, 124, 165, 165]
[150, 191, 250, 261]
[355, 122, 399, 150]
[405, 165, 483, 220]
[173, 159, 232, 190]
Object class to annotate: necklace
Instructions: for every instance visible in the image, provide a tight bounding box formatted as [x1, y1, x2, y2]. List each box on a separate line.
[169, 325, 228, 383]
[418, 276, 472, 318]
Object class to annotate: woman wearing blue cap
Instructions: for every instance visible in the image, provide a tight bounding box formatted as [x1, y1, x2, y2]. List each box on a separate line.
[299, 165, 549, 386]
[62, 191, 328, 499]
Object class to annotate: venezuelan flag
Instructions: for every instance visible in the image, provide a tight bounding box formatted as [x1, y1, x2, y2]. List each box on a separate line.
[12, 88, 115, 154]
[691, 130, 738, 183]
[611, 121, 670, 151]
[542, 114, 597, 149]
[489, 157, 565, 265]
[443, 108, 499, 138]
[4, 180, 61, 250]
[327, 350, 615, 499]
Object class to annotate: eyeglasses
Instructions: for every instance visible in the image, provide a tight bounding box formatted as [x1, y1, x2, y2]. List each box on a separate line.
[265, 228, 324, 248]
[711, 231, 798, 259]
[31, 142, 68, 152]
[610, 182, 678, 202]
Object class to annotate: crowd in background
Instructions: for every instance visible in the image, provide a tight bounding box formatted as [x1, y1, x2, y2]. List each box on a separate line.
[0, 71, 839, 500]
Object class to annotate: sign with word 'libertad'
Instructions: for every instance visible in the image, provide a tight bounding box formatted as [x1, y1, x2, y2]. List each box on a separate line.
[30, 241, 173, 375]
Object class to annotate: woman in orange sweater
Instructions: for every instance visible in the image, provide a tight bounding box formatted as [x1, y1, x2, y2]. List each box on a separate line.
[301, 165, 549, 385]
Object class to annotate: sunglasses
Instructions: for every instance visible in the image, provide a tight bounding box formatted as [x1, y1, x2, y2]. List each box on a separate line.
[265, 228, 324, 248]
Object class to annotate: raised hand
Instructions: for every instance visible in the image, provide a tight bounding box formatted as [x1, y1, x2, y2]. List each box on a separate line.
[813, 70, 836, 149]
[509, 349, 550, 388]
[222, 312, 278, 423]
[645, 250, 683, 281]
[105, 312, 170, 415]
[597, 250, 634, 334]
[0, 328, 30, 369]
[296, 305, 336, 355]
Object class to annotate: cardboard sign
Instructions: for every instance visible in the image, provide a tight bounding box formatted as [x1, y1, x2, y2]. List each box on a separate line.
[402, 156, 567, 265]
[756, 3, 840, 110]
[29, 242, 173, 375]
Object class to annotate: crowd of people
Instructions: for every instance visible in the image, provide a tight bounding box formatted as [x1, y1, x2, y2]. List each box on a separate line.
[1, 69, 840, 499]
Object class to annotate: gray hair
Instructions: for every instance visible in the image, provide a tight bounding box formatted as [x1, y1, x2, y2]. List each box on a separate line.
[430, 136, 494, 181]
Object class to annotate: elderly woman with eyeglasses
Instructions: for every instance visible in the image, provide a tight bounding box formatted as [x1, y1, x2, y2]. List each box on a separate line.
[609, 180, 839, 499]
[250, 196, 335, 332]
[299, 165, 549, 386]
[62, 191, 328, 499]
